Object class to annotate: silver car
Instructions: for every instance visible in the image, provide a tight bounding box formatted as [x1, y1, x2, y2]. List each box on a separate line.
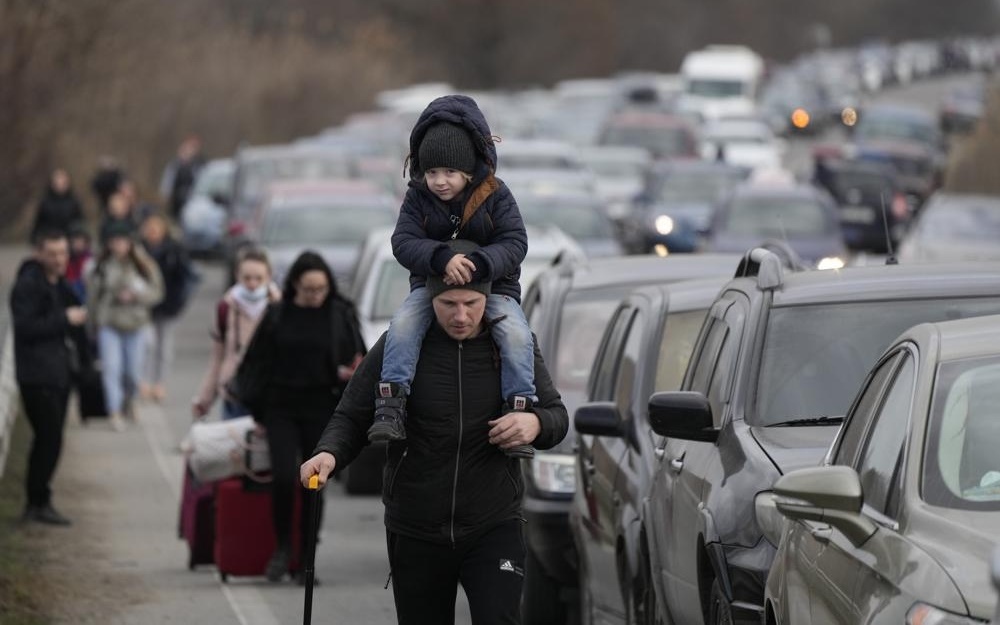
[765, 314, 1000, 624]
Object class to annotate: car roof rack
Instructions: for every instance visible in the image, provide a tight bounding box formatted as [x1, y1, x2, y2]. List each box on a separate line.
[734, 246, 786, 290]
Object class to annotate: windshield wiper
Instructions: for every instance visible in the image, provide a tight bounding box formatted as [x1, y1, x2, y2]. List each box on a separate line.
[769, 416, 845, 427]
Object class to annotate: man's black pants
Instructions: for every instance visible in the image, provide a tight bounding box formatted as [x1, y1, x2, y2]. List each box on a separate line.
[20, 385, 70, 508]
[388, 520, 526, 625]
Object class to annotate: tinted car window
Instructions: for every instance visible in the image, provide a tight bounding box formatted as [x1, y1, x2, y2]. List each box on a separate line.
[706, 302, 745, 425]
[753, 297, 1000, 426]
[856, 355, 914, 516]
[518, 196, 614, 239]
[689, 318, 728, 395]
[654, 309, 709, 393]
[591, 307, 634, 402]
[614, 310, 645, 420]
[924, 356, 1000, 511]
[555, 291, 632, 414]
[834, 353, 903, 467]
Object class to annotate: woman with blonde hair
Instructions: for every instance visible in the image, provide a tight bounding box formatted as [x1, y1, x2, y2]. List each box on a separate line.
[87, 222, 164, 431]
[192, 247, 279, 421]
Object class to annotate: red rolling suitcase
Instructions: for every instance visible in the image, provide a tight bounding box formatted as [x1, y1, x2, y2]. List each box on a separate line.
[178, 466, 216, 569]
[214, 476, 302, 581]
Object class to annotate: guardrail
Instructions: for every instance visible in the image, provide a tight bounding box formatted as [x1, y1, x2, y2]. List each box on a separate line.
[0, 289, 16, 479]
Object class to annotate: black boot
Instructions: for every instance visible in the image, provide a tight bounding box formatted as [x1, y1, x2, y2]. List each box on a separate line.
[367, 382, 407, 442]
[265, 544, 291, 582]
[502, 395, 536, 459]
[23, 503, 72, 526]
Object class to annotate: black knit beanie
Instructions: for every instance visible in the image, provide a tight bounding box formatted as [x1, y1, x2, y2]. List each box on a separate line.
[418, 122, 477, 174]
[426, 239, 491, 300]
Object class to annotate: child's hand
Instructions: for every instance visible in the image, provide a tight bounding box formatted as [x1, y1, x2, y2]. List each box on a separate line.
[444, 254, 477, 285]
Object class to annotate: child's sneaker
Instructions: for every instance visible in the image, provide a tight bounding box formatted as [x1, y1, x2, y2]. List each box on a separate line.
[368, 382, 407, 442]
[502, 395, 536, 459]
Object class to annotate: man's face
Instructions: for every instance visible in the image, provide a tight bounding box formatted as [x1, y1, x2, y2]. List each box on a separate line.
[37, 238, 69, 278]
[432, 288, 487, 341]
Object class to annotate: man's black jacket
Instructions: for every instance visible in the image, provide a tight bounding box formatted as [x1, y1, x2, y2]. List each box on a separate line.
[314, 323, 568, 546]
[10, 259, 91, 388]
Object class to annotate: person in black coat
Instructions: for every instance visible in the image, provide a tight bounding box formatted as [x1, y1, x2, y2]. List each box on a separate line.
[139, 213, 197, 402]
[10, 230, 93, 525]
[369, 95, 536, 460]
[234, 251, 365, 582]
[30, 169, 84, 244]
[299, 269, 569, 625]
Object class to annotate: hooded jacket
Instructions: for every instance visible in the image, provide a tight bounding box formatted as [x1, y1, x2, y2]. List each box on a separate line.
[391, 95, 528, 301]
[10, 259, 91, 388]
[313, 323, 569, 546]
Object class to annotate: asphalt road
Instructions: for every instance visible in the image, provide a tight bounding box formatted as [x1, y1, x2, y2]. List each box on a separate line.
[4, 71, 984, 624]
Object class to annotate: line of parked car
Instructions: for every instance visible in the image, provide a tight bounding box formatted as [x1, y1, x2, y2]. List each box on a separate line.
[526, 247, 1000, 624]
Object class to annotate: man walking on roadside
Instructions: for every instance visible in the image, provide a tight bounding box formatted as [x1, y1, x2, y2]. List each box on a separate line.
[300, 240, 569, 624]
[11, 230, 91, 525]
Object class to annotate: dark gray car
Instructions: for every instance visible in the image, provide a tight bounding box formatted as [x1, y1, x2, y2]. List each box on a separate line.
[765, 314, 1000, 624]
[640, 253, 1000, 624]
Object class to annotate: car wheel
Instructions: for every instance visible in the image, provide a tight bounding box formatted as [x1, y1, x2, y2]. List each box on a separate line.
[707, 578, 734, 625]
[523, 547, 568, 625]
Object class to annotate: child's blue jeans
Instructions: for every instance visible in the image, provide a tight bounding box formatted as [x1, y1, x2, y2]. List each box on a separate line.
[381, 287, 536, 401]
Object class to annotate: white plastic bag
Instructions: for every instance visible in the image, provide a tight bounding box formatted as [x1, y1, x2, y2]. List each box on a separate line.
[182, 416, 270, 483]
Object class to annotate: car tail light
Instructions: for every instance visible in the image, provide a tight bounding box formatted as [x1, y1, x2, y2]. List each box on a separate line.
[227, 220, 247, 237]
[891, 192, 910, 220]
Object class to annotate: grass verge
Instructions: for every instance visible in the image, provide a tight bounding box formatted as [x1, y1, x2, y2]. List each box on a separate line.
[0, 413, 54, 625]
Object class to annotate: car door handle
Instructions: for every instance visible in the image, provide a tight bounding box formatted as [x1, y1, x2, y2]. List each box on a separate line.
[669, 458, 684, 473]
[809, 526, 832, 543]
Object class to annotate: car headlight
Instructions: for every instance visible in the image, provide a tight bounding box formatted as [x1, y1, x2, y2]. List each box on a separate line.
[906, 602, 987, 624]
[754, 491, 785, 547]
[530, 454, 576, 495]
[817, 256, 845, 270]
[654, 215, 675, 235]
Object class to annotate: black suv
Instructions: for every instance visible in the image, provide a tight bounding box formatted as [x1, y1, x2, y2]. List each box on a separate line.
[637, 250, 1000, 625]
[520, 254, 739, 624]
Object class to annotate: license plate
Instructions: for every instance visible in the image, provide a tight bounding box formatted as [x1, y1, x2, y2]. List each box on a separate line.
[841, 205, 875, 224]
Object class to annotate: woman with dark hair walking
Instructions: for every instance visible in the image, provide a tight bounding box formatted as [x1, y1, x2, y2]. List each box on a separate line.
[235, 250, 365, 582]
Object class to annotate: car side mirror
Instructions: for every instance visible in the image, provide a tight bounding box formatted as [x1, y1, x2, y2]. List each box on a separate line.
[773, 466, 877, 547]
[648, 392, 718, 443]
[574, 402, 623, 438]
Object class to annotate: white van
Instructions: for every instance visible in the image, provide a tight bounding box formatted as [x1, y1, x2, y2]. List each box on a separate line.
[677, 45, 765, 121]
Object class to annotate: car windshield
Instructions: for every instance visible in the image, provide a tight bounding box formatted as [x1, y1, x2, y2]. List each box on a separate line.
[688, 79, 746, 98]
[723, 195, 828, 236]
[518, 196, 614, 240]
[239, 154, 354, 202]
[855, 115, 938, 147]
[924, 356, 1000, 511]
[918, 201, 1000, 241]
[192, 165, 233, 198]
[554, 289, 634, 414]
[601, 125, 694, 158]
[372, 259, 410, 320]
[753, 298, 1000, 426]
[656, 170, 745, 204]
[260, 202, 395, 245]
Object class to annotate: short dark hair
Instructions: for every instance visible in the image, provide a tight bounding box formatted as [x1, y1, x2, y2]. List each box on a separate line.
[33, 229, 68, 248]
[282, 250, 339, 303]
